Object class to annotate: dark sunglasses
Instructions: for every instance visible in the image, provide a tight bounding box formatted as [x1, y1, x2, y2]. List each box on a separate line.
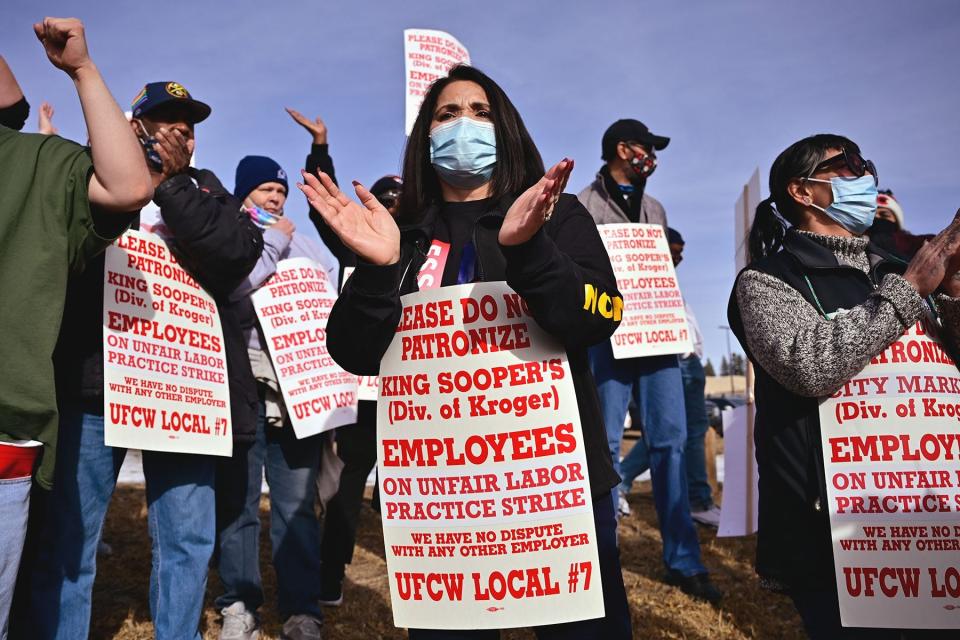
[804, 148, 878, 185]
[377, 191, 401, 209]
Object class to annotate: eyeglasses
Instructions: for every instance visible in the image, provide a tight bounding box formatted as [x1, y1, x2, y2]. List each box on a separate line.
[803, 148, 878, 185]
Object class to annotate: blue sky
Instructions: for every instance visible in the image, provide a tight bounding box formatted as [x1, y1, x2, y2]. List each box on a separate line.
[4, 1, 959, 368]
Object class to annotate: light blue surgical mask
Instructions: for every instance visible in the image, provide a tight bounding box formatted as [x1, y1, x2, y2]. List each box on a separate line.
[806, 175, 878, 235]
[429, 117, 497, 189]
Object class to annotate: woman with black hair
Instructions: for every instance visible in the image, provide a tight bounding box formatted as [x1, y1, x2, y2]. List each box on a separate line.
[728, 133, 960, 639]
[298, 65, 631, 639]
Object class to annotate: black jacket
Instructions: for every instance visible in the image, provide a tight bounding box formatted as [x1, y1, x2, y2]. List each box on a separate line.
[55, 169, 263, 444]
[304, 143, 351, 268]
[727, 231, 906, 590]
[326, 193, 623, 498]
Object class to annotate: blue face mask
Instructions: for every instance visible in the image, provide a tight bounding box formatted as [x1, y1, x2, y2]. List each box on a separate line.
[429, 117, 497, 189]
[806, 175, 878, 235]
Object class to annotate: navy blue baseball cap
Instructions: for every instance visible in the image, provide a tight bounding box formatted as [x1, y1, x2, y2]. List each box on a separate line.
[130, 82, 211, 123]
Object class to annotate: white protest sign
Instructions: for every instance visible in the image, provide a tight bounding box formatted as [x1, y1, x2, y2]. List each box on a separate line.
[735, 169, 761, 272]
[404, 29, 470, 136]
[252, 257, 357, 438]
[599, 223, 693, 359]
[357, 375, 378, 402]
[103, 229, 231, 455]
[717, 405, 759, 537]
[340, 266, 379, 403]
[819, 319, 960, 629]
[377, 282, 603, 629]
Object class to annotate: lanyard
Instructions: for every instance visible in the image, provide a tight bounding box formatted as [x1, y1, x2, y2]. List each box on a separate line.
[416, 239, 450, 290]
[414, 237, 479, 290]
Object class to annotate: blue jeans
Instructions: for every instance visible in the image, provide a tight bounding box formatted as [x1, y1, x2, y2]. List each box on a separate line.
[620, 355, 714, 511]
[0, 474, 31, 640]
[408, 492, 632, 640]
[588, 342, 706, 576]
[26, 407, 215, 640]
[215, 401, 323, 620]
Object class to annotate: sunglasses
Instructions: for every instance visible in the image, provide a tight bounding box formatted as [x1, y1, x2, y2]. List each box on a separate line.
[377, 191, 401, 209]
[804, 148, 878, 185]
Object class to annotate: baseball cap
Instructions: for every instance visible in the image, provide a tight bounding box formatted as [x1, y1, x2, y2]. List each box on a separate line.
[130, 81, 211, 123]
[602, 119, 670, 160]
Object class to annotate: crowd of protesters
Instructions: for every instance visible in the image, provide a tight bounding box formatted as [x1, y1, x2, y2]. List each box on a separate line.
[1, 16, 958, 640]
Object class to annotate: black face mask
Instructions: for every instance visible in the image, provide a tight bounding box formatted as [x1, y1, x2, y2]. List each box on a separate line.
[0, 96, 30, 131]
[868, 218, 898, 236]
[627, 148, 657, 185]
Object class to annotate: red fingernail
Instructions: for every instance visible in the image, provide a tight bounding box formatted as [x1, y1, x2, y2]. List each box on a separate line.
[352, 180, 360, 186]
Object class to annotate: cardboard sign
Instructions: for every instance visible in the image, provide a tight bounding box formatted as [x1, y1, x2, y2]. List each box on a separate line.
[252, 258, 357, 438]
[735, 169, 762, 272]
[819, 319, 960, 629]
[599, 223, 693, 358]
[357, 375, 379, 402]
[102, 230, 231, 455]
[377, 282, 603, 629]
[340, 267, 379, 403]
[341, 240, 451, 405]
[717, 405, 759, 538]
[404, 29, 470, 135]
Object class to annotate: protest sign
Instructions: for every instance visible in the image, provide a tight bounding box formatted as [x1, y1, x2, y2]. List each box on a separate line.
[820, 319, 960, 628]
[717, 405, 759, 537]
[735, 169, 761, 272]
[598, 223, 693, 358]
[377, 281, 603, 629]
[404, 29, 470, 135]
[340, 266, 379, 403]
[252, 257, 357, 438]
[341, 239, 452, 403]
[357, 375, 378, 402]
[102, 229, 231, 455]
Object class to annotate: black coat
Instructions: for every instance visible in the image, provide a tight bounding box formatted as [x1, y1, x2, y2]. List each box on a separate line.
[326, 193, 623, 498]
[55, 169, 263, 444]
[728, 231, 907, 590]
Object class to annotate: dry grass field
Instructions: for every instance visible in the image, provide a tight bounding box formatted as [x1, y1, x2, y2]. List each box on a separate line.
[90, 481, 805, 640]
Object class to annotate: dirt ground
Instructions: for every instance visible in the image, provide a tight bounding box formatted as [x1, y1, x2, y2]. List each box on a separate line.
[90, 481, 805, 640]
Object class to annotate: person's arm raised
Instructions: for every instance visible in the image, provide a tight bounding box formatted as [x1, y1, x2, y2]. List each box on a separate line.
[38, 101, 57, 135]
[34, 17, 151, 212]
[0, 56, 25, 108]
[286, 107, 328, 145]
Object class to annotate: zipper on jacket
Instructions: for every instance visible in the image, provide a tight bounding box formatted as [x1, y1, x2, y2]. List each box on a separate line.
[399, 237, 429, 293]
[472, 222, 485, 282]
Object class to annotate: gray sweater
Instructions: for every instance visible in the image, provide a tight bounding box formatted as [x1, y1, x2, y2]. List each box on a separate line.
[577, 171, 668, 228]
[736, 230, 960, 398]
